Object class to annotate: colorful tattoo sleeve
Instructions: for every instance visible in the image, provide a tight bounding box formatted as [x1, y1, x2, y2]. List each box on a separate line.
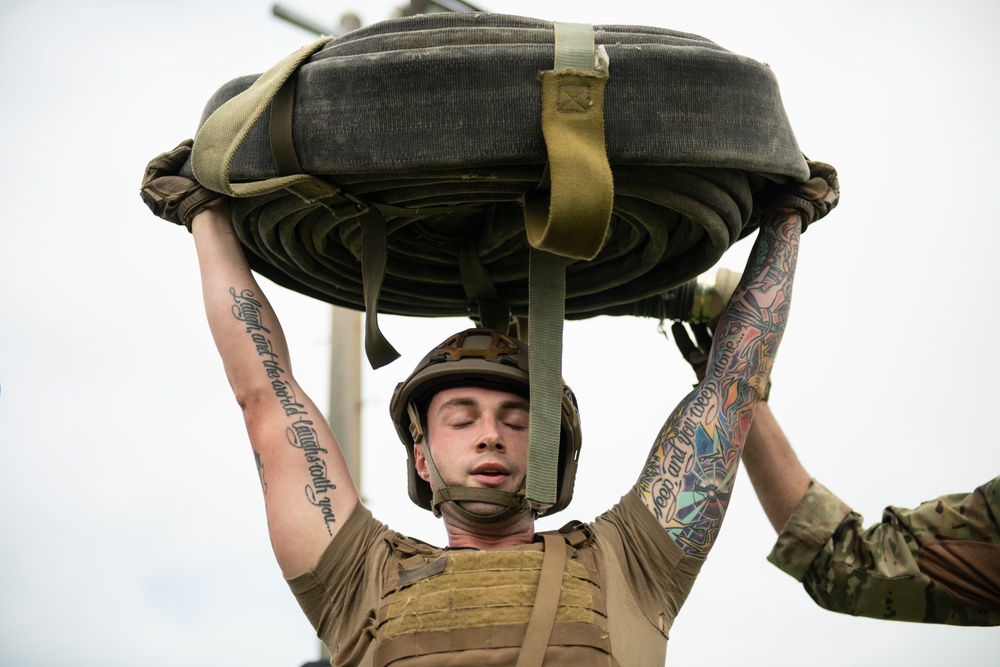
[636, 214, 801, 558]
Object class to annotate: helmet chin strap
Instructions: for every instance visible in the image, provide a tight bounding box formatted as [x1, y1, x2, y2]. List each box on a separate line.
[417, 440, 531, 524]
[434, 485, 528, 523]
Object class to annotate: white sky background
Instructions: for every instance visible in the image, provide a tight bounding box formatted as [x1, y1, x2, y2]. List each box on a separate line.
[1, 0, 998, 664]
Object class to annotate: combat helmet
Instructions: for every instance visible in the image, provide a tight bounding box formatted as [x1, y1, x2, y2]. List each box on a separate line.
[390, 328, 582, 521]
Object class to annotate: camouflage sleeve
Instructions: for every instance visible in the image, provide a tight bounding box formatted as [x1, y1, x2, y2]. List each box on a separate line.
[767, 477, 1000, 626]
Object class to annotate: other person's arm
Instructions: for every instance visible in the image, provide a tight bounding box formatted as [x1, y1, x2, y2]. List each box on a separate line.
[739, 402, 810, 531]
[674, 327, 1000, 625]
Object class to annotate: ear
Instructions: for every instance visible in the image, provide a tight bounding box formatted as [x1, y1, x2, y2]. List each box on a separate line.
[413, 443, 431, 482]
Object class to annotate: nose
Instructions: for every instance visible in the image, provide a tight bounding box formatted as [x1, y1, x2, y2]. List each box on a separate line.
[476, 416, 504, 451]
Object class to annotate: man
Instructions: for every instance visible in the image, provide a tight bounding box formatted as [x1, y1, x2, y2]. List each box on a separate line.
[674, 323, 1000, 626]
[140, 141, 836, 665]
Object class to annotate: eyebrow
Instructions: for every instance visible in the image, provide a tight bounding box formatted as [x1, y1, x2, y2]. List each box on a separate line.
[500, 399, 530, 412]
[437, 397, 530, 413]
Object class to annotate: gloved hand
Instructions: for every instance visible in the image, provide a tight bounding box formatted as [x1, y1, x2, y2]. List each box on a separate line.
[140, 139, 227, 231]
[756, 159, 839, 231]
[671, 321, 712, 383]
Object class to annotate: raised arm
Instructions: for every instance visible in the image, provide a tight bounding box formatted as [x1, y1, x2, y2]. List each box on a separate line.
[635, 212, 801, 557]
[193, 207, 359, 575]
[141, 142, 359, 578]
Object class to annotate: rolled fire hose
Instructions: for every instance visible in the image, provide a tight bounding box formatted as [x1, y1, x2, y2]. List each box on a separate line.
[183, 12, 812, 514]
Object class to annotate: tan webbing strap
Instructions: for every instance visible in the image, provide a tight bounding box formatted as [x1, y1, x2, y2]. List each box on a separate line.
[516, 533, 567, 667]
[522, 22, 613, 261]
[194, 35, 399, 369]
[191, 35, 340, 202]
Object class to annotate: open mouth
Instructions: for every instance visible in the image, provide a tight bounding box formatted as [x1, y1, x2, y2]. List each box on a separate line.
[471, 466, 510, 486]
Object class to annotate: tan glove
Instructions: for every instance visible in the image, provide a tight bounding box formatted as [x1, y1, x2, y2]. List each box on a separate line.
[140, 139, 227, 231]
[757, 159, 839, 231]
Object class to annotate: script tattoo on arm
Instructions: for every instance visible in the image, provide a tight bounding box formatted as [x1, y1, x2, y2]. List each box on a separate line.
[230, 288, 338, 535]
[636, 214, 800, 558]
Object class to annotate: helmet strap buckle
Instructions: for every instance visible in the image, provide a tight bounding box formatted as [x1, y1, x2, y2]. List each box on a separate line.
[406, 401, 425, 444]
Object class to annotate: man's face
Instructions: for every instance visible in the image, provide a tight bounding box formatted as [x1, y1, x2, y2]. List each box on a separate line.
[414, 385, 530, 495]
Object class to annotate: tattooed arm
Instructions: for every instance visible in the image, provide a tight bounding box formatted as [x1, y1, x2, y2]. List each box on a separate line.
[191, 205, 359, 578]
[635, 212, 801, 558]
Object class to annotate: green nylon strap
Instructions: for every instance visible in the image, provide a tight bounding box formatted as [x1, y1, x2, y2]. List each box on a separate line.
[523, 22, 600, 515]
[526, 247, 566, 515]
[554, 20, 596, 70]
[191, 35, 338, 201]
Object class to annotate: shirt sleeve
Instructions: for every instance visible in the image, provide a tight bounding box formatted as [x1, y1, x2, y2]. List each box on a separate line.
[592, 491, 704, 634]
[286, 503, 394, 655]
[767, 477, 1000, 626]
[767, 479, 852, 580]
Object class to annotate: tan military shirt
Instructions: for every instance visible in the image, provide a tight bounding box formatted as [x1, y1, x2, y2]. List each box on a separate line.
[287, 491, 703, 666]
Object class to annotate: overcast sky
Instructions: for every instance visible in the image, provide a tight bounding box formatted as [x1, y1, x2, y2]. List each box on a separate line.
[1, 1, 998, 665]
